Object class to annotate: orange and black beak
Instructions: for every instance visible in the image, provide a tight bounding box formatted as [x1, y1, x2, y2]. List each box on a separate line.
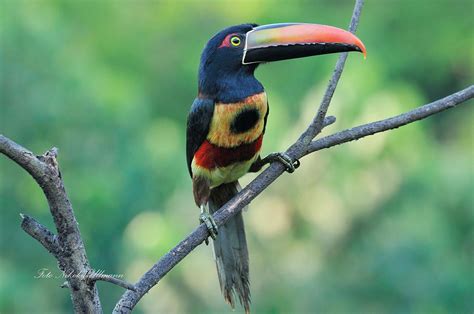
[242, 23, 366, 64]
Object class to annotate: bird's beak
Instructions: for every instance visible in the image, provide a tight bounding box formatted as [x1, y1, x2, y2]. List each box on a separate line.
[242, 23, 366, 64]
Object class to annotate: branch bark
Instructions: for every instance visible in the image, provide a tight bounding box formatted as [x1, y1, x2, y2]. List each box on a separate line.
[0, 138, 135, 313]
[20, 213, 61, 258]
[306, 85, 474, 154]
[298, 0, 365, 146]
[0, 137, 102, 313]
[88, 273, 137, 292]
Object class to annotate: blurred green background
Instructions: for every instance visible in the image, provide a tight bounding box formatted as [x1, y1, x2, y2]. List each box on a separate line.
[1, 0, 473, 313]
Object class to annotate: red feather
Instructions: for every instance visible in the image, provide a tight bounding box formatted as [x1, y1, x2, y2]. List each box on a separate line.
[194, 135, 263, 169]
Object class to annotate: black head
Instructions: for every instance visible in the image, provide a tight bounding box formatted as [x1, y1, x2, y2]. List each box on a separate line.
[198, 24, 260, 99]
[200, 24, 258, 75]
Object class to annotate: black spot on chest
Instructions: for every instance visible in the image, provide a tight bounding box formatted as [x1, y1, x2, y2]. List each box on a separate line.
[230, 108, 260, 134]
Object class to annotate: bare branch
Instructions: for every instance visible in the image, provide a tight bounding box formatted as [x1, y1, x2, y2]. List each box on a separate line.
[88, 273, 137, 292]
[298, 0, 364, 146]
[20, 214, 61, 258]
[323, 115, 337, 128]
[0, 136, 102, 313]
[306, 85, 474, 154]
[113, 226, 210, 313]
[0, 135, 50, 181]
[113, 84, 472, 313]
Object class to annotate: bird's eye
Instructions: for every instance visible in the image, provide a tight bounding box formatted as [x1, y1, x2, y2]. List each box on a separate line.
[230, 36, 241, 46]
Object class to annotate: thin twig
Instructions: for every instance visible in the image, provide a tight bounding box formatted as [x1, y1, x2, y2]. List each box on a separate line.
[89, 273, 137, 292]
[306, 85, 474, 154]
[323, 115, 337, 127]
[298, 0, 365, 147]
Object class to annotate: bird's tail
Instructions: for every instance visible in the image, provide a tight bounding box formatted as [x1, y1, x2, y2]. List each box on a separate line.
[209, 181, 250, 313]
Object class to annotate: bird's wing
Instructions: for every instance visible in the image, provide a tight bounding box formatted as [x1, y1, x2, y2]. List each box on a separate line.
[186, 97, 215, 177]
[263, 99, 269, 134]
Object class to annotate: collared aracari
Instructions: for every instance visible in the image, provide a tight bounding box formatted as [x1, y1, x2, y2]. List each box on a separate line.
[186, 23, 366, 312]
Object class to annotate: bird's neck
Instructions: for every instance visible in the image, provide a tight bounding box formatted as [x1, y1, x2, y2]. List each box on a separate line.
[198, 68, 264, 103]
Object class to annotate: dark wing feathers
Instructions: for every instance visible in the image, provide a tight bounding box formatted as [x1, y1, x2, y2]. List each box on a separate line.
[186, 98, 215, 177]
[263, 100, 269, 133]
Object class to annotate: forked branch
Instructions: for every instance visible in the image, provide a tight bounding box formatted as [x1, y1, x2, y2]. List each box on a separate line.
[112, 84, 473, 312]
[0, 137, 136, 313]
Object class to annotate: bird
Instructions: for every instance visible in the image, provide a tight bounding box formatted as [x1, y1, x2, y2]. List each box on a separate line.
[186, 22, 366, 312]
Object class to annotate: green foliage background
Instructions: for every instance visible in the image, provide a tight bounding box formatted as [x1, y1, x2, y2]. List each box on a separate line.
[1, 0, 473, 313]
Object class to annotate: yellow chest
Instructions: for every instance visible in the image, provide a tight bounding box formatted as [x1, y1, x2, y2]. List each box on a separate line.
[207, 92, 268, 148]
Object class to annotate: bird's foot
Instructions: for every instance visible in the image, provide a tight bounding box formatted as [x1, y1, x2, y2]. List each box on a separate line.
[199, 204, 218, 245]
[262, 152, 300, 173]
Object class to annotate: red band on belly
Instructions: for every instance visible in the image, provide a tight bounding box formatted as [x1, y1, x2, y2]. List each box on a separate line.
[194, 134, 263, 169]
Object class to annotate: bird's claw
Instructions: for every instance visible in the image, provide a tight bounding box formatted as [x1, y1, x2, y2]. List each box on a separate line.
[265, 152, 300, 173]
[199, 210, 218, 245]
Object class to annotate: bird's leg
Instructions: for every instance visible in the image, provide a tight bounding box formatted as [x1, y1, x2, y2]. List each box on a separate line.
[193, 175, 217, 244]
[250, 152, 300, 173]
[199, 203, 218, 245]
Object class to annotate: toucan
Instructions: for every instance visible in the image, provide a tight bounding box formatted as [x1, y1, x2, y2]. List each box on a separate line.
[186, 23, 366, 312]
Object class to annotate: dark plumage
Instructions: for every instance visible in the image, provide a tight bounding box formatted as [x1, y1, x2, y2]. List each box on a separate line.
[198, 24, 263, 103]
[186, 97, 214, 177]
[230, 108, 260, 134]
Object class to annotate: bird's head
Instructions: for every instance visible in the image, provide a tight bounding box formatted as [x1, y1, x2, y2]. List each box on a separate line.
[199, 23, 258, 94]
[198, 23, 366, 98]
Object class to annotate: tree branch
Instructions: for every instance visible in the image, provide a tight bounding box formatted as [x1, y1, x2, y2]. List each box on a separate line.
[0, 137, 102, 313]
[88, 273, 137, 292]
[298, 0, 364, 147]
[113, 84, 472, 312]
[20, 213, 61, 258]
[306, 85, 474, 154]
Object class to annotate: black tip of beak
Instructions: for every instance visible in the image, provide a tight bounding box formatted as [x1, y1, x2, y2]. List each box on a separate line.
[244, 42, 362, 64]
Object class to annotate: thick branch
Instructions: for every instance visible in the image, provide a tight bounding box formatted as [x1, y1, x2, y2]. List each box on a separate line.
[0, 137, 102, 313]
[0, 136, 50, 181]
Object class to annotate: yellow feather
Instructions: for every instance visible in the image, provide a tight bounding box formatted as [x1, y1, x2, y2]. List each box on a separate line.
[207, 92, 267, 148]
